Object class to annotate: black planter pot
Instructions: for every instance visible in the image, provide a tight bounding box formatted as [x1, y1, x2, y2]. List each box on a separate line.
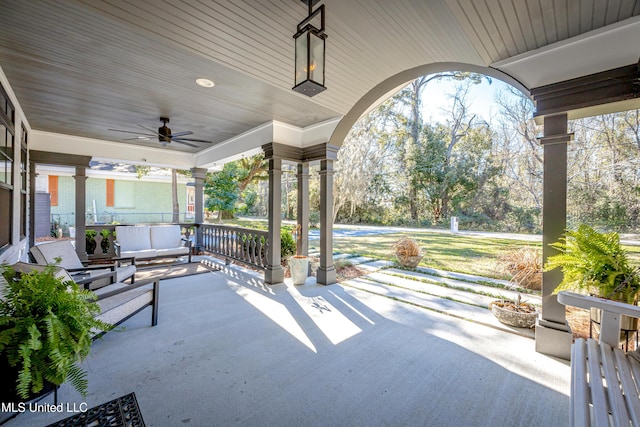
[0, 355, 56, 405]
[86, 239, 97, 255]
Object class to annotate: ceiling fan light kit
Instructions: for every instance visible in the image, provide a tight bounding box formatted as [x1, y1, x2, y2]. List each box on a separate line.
[109, 117, 213, 148]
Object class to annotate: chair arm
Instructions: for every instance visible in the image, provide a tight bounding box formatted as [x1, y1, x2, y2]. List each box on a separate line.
[114, 241, 122, 257]
[68, 264, 116, 272]
[558, 291, 640, 318]
[181, 237, 193, 248]
[92, 278, 159, 301]
[72, 270, 117, 287]
[558, 291, 640, 347]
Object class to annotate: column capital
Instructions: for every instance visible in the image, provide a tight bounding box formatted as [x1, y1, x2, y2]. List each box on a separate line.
[318, 159, 334, 176]
[538, 133, 574, 145]
[191, 167, 208, 180]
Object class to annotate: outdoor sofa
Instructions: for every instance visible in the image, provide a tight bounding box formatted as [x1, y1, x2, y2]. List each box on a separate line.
[114, 225, 192, 263]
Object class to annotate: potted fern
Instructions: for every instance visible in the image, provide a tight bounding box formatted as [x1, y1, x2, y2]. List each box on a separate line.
[545, 224, 640, 334]
[0, 263, 112, 403]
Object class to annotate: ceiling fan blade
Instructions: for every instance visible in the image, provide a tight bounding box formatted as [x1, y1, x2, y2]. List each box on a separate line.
[174, 138, 213, 143]
[123, 136, 152, 141]
[173, 140, 198, 148]
[108, 129, 156, 137]
[137, 124, 162, 136]
[170, 131, 193, 137]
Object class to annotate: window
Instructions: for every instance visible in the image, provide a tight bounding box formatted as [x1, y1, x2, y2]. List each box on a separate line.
[48, 175, 58, 206]
[20, 125, 27, 239]
[106, 179, 114, 207]
[186, 186, 195, 218]
[0, 82, 15, 251]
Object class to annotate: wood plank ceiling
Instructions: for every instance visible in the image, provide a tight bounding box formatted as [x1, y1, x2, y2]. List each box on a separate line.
[0, 0, 638, 154]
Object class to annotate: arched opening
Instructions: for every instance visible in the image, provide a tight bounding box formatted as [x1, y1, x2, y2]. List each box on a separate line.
[329, 62, 529, 148]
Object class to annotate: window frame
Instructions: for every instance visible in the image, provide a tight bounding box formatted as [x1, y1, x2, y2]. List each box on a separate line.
[0, 82, 15, 252]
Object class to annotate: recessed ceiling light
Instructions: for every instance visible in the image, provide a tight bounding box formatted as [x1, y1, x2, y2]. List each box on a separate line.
[196, 78, 215, 88]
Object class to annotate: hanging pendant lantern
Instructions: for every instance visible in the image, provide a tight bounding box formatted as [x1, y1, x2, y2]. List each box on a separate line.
[292, 1, 327, 96]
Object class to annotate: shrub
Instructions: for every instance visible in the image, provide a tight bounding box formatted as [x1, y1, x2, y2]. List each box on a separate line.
[497, 247, 542, 290]
[393, 237, 421, 257]
[280, 229, 296, 260]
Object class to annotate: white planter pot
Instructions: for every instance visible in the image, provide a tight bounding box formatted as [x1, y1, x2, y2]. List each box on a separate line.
[289, 256, 309, 285]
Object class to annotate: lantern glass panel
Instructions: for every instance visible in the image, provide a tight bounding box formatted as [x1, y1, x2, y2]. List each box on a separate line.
[308, 31, 324, 84]
[295, 32, 309, 86]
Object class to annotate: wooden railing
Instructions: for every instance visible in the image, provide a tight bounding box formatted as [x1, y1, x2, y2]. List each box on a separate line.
[84, 223, 269, 271]
[200, 224, 269, 270]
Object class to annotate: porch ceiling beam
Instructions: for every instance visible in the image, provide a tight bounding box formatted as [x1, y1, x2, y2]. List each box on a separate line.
[262, 142, 338, 163]
[532, 62, 640, 122]
[30, 150, 91, 168]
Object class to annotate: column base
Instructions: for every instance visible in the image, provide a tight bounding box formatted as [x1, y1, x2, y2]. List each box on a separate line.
[535, 318, 573, 360]
[317, 266, 337, 285]
[264, 265, 284, 285]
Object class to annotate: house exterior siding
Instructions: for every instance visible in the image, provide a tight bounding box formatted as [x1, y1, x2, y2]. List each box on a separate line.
[46, 175, 190, 229]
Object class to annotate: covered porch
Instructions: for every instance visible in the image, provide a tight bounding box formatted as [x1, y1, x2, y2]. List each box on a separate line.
[1, 4, 640, 418]
[3, 258, 570, 426]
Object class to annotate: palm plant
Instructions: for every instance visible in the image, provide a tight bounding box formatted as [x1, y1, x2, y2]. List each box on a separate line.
[545, 224, 640, 304]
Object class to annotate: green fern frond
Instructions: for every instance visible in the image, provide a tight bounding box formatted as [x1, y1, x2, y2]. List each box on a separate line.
[66, 365, 88, 397]
[0, 262, 115, 399]
[546, 224, 640, 303]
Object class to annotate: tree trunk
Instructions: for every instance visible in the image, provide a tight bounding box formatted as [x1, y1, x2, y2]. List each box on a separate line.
[171, 169, 179, 223]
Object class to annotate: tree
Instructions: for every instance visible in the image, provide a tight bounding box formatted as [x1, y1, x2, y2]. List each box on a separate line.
[406, 82, 493, 222]
[171, 169, 179, 223]
[334, 96, 403, 222]
[402, 72, 489, 220]
[204, 163, 240, 221]
[203, 154, 269, 221]
[237, 154, 268, 192]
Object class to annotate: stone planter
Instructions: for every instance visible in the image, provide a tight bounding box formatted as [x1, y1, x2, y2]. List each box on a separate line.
[490, 300, 538, 328]
[289, 256, 309, 285]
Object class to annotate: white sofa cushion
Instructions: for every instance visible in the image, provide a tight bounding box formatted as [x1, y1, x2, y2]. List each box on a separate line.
[155, 247, 190, 258]
[150, 225, 183, 250]
[120, 249, 158, 260]
[116, 225, 152, 252]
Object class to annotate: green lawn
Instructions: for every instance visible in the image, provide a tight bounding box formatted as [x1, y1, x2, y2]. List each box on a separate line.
[221, 218, 640, 280]
[329, 232, 539, 279]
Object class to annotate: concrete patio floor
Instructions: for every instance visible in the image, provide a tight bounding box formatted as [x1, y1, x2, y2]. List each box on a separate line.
[7, 259, 571, 427]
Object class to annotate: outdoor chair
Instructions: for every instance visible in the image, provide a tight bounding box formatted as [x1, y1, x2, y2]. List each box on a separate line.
[30, 240, 136, 289]
[9, 262, 159, 335]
